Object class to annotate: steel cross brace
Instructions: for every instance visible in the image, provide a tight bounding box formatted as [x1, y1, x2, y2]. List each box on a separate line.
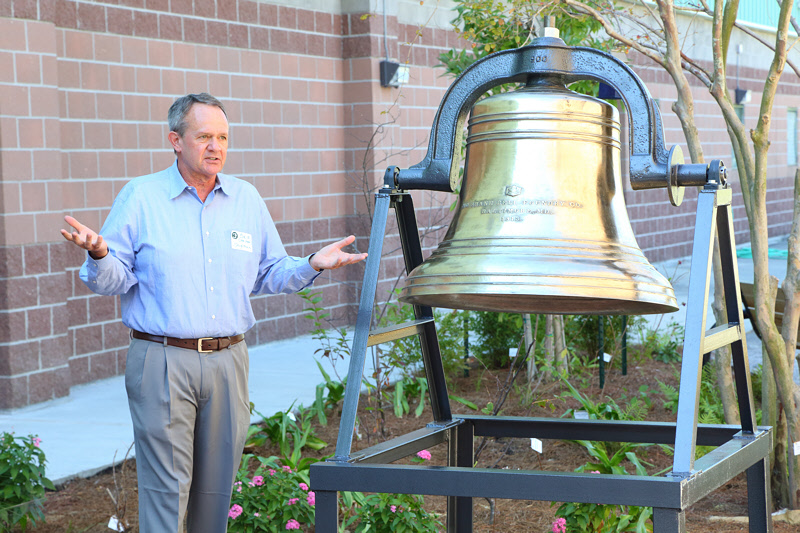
[311, 182, 773, 533]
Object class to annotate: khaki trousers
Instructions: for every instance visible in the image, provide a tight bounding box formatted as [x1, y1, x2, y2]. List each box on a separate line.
[125, 337, 250, 533]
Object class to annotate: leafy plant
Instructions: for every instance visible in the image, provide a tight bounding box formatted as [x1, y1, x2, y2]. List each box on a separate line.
[635, 320, 683, 363]
[228, 455, 315, 532]
[393, 376, 429, 418]
[0, 432, 54, 532]
[469, 311, 524, 368]
[249, 405, 328, 472]
[313, 360, 346, 426]
[299, 289, 350, 381]
[340, 492, 443, 533]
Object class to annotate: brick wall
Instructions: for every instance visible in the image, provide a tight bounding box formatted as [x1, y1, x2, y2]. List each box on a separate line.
[0, 0, 797, 408]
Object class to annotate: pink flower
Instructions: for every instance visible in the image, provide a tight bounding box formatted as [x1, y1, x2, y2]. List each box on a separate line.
[228, 504, 243, 520]
[252, 475, 264, 486]
[287, 498, 299, 505]
[416, 449, 432, 461]
[307, 491, 315, 506]
[254, 513, 260, 517]
[282, 465, 292, 472]
[590, 471, 600, 474]
[32, 437, 42, 448]
[390, 505, 397, 513]
[286, 519, 300, 530]
[298, 482, 308, 491]
[552, 517, 566, 533]
[269, 469, 276, 476]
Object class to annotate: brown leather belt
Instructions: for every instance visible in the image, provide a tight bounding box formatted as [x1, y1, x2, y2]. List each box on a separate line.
[131, 330, 245, 353]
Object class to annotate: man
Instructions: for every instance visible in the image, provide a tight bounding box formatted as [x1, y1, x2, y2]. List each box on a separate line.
[61, 93, 366, 532]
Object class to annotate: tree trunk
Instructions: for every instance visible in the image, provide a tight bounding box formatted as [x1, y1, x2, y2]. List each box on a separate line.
[554, 315, 568, 374]
[544, 315, 554, 380]
[523, 314, 536, 383]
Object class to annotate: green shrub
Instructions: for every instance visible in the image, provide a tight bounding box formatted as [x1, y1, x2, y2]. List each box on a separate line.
[0, 432, 54, 532]
[469, 311, 524, 368]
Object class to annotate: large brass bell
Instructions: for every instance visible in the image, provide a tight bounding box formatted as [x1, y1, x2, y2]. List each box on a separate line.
[400, 80, 678, 315]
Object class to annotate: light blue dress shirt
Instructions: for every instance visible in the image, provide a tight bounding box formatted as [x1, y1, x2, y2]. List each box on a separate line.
[80, 162, 320, 338]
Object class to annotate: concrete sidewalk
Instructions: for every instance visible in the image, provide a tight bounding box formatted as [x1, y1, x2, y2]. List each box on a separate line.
[0, 234, 797, 485]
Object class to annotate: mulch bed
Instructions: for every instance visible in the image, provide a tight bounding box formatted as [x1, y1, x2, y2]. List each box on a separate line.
[24, 355, 794, 532]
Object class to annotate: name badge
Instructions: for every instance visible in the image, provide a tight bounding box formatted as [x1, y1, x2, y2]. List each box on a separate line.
[231, 231, 253, 252]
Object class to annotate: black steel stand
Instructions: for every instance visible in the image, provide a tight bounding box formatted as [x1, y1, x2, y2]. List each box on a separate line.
[310, 178, 772, 532]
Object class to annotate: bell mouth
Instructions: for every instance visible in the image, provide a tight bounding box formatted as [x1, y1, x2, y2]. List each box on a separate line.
[399, 238, 679, 316]
[401, 289, 678, 316]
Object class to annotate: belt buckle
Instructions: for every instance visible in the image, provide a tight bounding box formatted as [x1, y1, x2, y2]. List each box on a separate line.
[197, 337, 214, 353]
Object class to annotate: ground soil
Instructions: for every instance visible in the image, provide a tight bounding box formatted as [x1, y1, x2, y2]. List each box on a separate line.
[22, 354, 796, 532]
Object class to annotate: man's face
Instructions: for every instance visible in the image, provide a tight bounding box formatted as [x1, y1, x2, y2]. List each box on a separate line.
[170, 103, 228, 182]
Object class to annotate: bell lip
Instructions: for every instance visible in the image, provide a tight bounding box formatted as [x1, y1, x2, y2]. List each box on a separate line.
[399, 291, 679, 316]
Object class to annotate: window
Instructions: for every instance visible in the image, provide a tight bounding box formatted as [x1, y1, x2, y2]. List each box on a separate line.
[788, 108, 798, 166]
[731, 105, 745, 169]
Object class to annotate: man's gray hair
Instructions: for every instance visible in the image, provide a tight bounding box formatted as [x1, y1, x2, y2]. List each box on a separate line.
[168, 93, 227, 137]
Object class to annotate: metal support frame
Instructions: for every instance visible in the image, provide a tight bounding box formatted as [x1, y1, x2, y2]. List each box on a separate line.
[311, 181, 773, 533]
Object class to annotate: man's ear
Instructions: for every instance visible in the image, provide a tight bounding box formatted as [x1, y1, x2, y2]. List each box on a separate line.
[168, 131, 182, 152]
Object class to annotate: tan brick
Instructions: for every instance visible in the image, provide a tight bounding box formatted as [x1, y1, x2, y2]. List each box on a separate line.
[135, 66, 161, 94]
[30, 86, 60, 118]
[57, 59, 80, 88]
[0, 184, 20, 215]
[59, 121, 82, 150]
[27, 366, 70, 404]
[80, 62, 109, 91]
[0, 375, 29, 409]
[185, 71, 210, 93]
[208, 72, 231, 98]
[20, 182, 46, 213]
[103, 320, 129, 349]
[60, 180, 85, 211]
[76, 1, 106, 33]
[0, 341, 39, 375]
[63, 29, 93, 60]
[147, 39, 172, 68]
[32, 149, 62, 181]
[83, 122, 111, 150]
[98, 151, 126, 178]
[158, 13, 182, 42]
[14, 52, 41, 85]
[45, 181, 63, 212]
[18, 118, 44, 149]
[0, 19, 27, 52]
[0, 309, 26, 344]
[120, 36, 148, 66]
[111, 122, 138, 149]
[108, 64, 135, 92]
[35, 212, 67, 244]
[68, 151, 99, 179]
[123, 93, 149, 122]
[73, 323, 103, 355]
[89, 350, 117, 381]
[161, 69, 186, 96]
[126, 152, 151, 177]
[43, 118, 60, 149]
[85, 179, 114, 208]
[25, 20, 57, 55]
[93, 33, 122, 63]
[27, 307, 52, 339]
[0, 84, 30, 116]
[65, 90, 96, 120]
[0, 149, 33, 181]
[69, 353, 89, 386]
[41, 333, 70, 367]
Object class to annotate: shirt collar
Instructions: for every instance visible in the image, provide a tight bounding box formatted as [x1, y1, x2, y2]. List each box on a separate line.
[168, 160, 228, 199]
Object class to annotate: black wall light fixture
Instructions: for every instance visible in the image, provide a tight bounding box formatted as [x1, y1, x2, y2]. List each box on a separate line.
[380, 60, 409, 88]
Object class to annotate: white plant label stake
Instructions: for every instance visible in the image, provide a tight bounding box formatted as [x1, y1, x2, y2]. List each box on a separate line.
[530, 438, 543, 453]
[793, 441, 800, 456]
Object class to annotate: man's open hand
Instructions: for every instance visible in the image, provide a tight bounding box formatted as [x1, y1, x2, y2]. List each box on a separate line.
[309, 235, 367, 271]
[60, 215, 108, 259]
